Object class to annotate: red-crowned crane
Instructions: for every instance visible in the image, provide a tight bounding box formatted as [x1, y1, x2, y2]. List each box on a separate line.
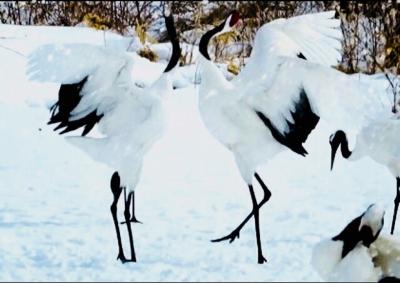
[330, 117, 400, 235]
[27, 14, 181, 263]
[312, 203, 400, 282]
[312, 204, 386, 282]
[197, 10, 395, 264]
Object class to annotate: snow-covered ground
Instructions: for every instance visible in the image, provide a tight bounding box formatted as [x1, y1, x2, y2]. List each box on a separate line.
[0, 24, 397, 281]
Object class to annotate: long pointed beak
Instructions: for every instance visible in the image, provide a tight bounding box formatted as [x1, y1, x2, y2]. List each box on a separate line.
[330, 143, 338, 171]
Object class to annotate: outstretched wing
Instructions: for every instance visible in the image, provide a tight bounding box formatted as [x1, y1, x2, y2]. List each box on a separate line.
[27, 44, 114, 84]
[236, 11, 342, 84]
[27, 43, 135, 136]
[243, 57, 393, 155]
[265, 10, 343, 65]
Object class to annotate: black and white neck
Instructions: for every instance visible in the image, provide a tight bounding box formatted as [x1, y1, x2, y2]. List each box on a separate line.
[163, 14, 181, 73]
[332, 204, 384, 259]
[330, 130, 352, 170]
[199, 22, 225, 60]
[151, 13, 181, 93]
[199, 11, 240, 60]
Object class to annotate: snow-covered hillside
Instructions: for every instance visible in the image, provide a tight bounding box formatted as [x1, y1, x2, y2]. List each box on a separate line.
[0, 24, 397, 281]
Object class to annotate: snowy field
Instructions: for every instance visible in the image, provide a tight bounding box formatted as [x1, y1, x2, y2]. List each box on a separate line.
[0, 24, 396, 281]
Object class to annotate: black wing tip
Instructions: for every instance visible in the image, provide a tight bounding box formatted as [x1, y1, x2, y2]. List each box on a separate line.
[300, 148, 308, 156]
[297, 52, 307, 60]
[48, 77, 102, 137]
[81, 113, 104, 137]
[51, 111, 103, 136]
[256, 88, 319, 156]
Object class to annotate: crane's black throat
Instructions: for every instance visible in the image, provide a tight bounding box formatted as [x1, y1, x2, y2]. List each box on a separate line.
[330, 130, 352, 170]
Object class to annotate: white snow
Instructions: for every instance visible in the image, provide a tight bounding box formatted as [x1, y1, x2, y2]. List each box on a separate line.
[0, 23, 399, 281]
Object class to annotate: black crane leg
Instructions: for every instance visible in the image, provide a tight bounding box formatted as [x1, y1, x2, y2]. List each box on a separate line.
[390, 177, 400, 235]
[123, 189, 137, 262]
[110, 172, 127, 263]
[212, 172, 271, 243]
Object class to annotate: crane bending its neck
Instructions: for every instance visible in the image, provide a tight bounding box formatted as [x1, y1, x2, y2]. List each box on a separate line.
[330, 130, 353, 170]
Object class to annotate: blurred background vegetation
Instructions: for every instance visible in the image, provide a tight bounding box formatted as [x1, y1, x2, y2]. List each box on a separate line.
[0, 1, 399, 77]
